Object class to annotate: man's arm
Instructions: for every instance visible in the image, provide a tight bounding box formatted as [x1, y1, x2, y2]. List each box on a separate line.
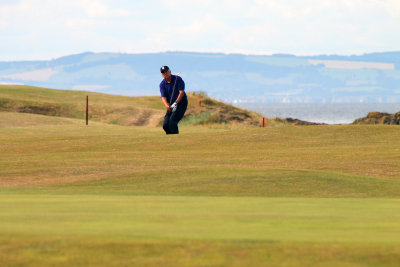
[175, 77, 185, 104]
[175, 90, 185, 103]
[161, 97, 171, 111]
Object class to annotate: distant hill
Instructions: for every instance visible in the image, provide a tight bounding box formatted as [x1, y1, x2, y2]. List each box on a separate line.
[1, 51, 400, 103]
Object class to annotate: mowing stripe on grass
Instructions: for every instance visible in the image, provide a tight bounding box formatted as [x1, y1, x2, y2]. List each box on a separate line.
[1, 195, 400, 243]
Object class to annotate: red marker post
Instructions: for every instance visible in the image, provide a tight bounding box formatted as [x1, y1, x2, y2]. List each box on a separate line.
[262, 117, 265, 128]
[199, 100, 202, 107]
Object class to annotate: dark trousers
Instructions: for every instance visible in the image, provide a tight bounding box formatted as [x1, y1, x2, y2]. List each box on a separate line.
[163, 98, 188, 135]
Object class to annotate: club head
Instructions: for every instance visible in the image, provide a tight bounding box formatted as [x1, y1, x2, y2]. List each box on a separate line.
[176, 72, 181, 76]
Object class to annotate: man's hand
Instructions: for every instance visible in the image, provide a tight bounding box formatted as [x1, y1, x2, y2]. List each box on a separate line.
[162, 97, 171, 111]
[171, 102, 178, 112]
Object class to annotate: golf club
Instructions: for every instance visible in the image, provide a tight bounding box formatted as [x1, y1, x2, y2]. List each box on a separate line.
[169, 72, 181, 106]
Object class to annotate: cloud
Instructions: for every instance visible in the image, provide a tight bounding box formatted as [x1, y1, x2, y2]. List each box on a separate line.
[0, 0, 400, 60]
[71, 85, 110, 91]
[81, 1, 131, 18]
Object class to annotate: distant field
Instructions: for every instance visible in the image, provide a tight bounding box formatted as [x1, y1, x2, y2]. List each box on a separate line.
[308, 59, 395, 70]
[1, 86, 400, 266]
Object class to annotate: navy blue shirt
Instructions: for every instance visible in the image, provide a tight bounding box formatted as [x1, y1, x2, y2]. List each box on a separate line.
[160, 75, 187, 104]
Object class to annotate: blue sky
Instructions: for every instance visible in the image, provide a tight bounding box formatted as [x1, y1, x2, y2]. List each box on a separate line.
[1, 0, 399, 60]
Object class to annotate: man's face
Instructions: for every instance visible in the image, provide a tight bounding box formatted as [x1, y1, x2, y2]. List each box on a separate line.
[162, 70, 171, 80]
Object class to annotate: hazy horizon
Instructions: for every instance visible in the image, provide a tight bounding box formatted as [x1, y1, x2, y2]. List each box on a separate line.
[2, 49, 400, 62]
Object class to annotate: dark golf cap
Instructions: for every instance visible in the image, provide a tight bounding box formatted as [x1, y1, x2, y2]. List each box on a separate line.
[160, 66, 169, 73]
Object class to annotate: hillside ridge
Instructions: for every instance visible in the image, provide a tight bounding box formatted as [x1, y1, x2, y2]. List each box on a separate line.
[0, 85, 271, 127]
[353, 111, 400, 125]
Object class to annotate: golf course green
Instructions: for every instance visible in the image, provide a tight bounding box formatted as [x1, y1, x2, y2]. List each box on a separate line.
[1, 86, 400, 266]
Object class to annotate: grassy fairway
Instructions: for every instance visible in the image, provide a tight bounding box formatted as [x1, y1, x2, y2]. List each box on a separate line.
[1, 195, 400, 266]
[1, 121, 400, 195]
[1, 110, 400, 265]
[2, 195, 400, 243]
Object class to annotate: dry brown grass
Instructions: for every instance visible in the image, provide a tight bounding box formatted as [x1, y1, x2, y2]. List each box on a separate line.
[1, 85, 271, 128]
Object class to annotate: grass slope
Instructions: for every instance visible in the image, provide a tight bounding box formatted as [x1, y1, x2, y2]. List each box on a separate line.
[0, 112, 104, 128]
[1, 124, 399, 194]
[0, 84, 165, 126]
[1, 87, 400, 266]
[0, 85, 266, 127]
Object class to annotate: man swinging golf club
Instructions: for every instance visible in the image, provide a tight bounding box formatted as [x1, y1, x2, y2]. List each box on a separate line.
[159, 66, 188, 134]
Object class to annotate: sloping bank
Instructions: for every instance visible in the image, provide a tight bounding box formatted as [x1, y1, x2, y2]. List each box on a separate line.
[0, 85, 321, 127]
[353, 112, 400, 125]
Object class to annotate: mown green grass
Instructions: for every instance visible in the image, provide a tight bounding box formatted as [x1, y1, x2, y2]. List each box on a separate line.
[4, 237, 400, 267]
[1, 109, 400, 265]
[1, 195, 400, 266]
[2, 195, 400, 243]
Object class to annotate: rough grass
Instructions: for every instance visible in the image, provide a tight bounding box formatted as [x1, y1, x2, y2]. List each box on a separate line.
[181, 111, 228, 125]
[182, 93, 265, 126]
[0, 85, 268, 127]
[0, 85, 165, 126]
[0, 112, 100, 128]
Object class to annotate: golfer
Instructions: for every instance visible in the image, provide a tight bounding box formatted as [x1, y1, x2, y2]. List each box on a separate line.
[159, 66, 188, 134]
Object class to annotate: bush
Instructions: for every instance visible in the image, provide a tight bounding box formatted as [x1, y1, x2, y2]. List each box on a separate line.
[181, 111, 227, 126]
